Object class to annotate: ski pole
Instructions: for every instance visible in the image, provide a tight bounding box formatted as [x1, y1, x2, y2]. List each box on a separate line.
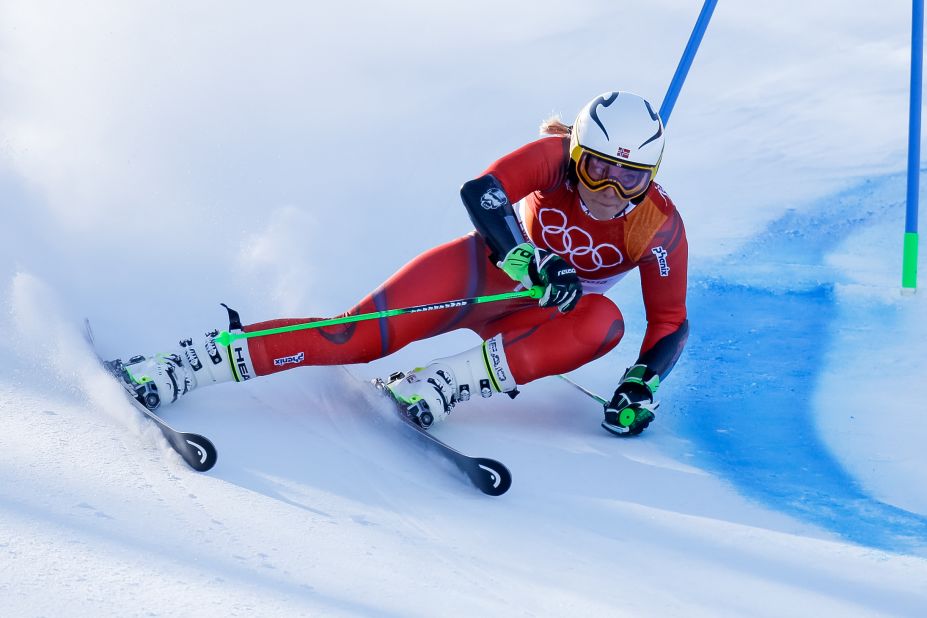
[214, 286, 546, 347]
[557, 374, 608, 406]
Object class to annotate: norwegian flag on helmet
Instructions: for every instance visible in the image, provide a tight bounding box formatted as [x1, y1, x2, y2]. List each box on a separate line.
[616, 146, 631, 158]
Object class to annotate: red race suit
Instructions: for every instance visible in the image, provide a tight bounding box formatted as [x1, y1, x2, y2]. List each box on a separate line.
[243, 136, 688, 384]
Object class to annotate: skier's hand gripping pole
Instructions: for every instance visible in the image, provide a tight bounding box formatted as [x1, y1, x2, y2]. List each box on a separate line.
[603, 365, 660, 436]
[497, 243, 582, 313]
[558, 371, 658, 438]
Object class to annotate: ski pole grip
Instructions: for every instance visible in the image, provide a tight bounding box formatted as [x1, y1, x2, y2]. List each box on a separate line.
[526, 286, 545, 299]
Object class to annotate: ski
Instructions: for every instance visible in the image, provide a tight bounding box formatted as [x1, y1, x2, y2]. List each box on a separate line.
[373, 378, 512, 496]
[83, 319, 218, 472]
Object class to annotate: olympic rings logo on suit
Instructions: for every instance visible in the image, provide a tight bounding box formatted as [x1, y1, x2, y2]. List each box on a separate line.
[537, 208, 624, 273]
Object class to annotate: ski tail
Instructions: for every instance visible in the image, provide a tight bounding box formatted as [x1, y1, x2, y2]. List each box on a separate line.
[83, 319, 218, 472]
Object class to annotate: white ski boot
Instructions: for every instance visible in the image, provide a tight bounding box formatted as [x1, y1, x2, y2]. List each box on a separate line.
[384, 334, 517, 428]
[107, 329, 255, 411]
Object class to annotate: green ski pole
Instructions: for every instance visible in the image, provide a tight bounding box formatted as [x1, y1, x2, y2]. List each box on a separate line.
[214, 286, 545, 347]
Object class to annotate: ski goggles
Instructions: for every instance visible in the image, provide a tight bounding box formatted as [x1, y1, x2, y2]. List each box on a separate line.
[573, 149, 656, 200]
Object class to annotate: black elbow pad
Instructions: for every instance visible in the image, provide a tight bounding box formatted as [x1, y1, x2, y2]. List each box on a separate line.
[460, 175, 526, 261]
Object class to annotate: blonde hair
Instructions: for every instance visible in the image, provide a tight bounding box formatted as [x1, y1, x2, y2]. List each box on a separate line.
[539, 115, 572, 137]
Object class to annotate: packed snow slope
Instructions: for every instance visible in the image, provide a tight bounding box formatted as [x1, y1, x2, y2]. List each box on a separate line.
[3, 180, 926, 616]
[2, 1, 927, 616]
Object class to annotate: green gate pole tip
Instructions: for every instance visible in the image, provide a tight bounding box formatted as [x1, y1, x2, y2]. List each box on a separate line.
[902, 232, 919, 293]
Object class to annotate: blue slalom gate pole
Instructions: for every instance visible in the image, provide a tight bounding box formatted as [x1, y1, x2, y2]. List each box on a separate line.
[904, 0, 923, 293]
[659, 0, 718, 127]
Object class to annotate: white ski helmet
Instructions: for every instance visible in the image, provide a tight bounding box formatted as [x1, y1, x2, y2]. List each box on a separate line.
[569, 91, 665, 200]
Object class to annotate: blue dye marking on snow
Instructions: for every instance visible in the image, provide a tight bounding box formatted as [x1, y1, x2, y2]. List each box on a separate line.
[674, 174, 927, 554]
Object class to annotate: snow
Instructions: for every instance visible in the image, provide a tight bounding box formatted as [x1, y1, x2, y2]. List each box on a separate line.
[2, 1, 927, 616]
[816, 176, 927, 516]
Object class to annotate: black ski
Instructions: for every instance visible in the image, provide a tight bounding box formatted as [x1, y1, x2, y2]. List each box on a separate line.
[83, 319, 218, 472]
[374, 378, 511, 496]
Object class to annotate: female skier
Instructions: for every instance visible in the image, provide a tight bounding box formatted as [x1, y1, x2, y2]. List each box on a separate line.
[112, 91, 688, 436]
